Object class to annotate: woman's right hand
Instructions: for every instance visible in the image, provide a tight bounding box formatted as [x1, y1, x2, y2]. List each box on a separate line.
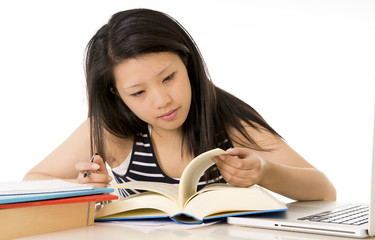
[75, 154, 112, 188]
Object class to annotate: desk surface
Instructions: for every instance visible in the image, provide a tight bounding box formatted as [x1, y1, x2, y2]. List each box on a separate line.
[17, 222, 375, 240]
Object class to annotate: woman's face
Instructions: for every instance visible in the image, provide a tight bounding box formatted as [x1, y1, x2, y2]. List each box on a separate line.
[114, 52, 192, 134]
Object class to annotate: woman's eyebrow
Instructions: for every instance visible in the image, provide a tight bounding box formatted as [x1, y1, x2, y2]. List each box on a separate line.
[156, 63, 173, 77]
[124, 62, 174, 90]
[125, 83, 141, 90]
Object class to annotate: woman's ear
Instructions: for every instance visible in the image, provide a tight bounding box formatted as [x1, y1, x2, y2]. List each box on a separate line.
[110, 87, 117, 95]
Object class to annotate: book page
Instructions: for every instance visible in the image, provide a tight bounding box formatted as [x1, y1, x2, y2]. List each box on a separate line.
[95, 218, 220, 233]
[178, 148, 227, 208]
[95, 192, 180, 219]
[183, 185, 286, 220]
[112, 181, 179, 202]
[183, 183, 232, 208]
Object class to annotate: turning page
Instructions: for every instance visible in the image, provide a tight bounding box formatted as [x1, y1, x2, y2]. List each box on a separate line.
[178, 148, 227, 208]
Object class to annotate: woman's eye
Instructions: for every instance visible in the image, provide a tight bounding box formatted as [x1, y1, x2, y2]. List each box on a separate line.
[131, 90, 145, 97]
[163, 72, 175, 82]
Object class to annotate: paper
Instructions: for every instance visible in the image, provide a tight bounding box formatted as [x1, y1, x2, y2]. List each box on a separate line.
[0, 179, 93, 195]
[95, 218, 222, 233]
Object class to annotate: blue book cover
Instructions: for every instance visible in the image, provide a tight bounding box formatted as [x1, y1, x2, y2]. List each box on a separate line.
[0, 188, 114, 204]
[95, 208, 288, 224]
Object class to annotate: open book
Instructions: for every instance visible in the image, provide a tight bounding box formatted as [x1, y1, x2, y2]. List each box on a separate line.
[95, 148, 287, 224]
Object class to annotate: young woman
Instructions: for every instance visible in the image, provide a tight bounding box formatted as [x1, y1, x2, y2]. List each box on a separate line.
[24, 8, 336, 201]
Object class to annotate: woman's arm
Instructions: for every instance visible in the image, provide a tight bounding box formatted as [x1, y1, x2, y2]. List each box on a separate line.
[214, 123, 336, 201]
[23, 119, 112, 188]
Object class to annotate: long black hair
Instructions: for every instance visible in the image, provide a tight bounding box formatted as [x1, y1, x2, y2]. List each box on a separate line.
[85, 8, 280, 165]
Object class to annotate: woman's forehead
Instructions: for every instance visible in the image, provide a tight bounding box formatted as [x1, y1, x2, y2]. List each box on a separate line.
[113, 52, 183, 86]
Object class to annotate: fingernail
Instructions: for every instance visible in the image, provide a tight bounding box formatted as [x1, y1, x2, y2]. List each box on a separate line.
[227, 148, 235, 153]
[92, 163, 100, 170]
[108, 176, 113, 181]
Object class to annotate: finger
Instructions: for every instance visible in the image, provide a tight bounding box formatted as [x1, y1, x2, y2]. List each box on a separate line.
[213, 153, 263, 187]
[219, 167, 256, 187]
[92, 155, 108, 173]
[215, 153, 260, 170]
[226, 147, 253, 159]
[75, 161, 101, 173]
[75, 155, 108, 174]
[215, 158, 259, 179]
[79, 172, 112, 184]
[87, 172, 112, 183]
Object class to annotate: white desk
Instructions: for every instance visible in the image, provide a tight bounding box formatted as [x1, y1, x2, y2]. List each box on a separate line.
[17, 222, 375, 240]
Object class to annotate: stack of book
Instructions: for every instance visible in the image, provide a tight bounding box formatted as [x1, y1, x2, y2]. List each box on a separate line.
[0, 179, 117, 239]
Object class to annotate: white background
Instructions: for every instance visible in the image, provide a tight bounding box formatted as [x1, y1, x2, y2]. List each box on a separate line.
[0, 0, 374, 203]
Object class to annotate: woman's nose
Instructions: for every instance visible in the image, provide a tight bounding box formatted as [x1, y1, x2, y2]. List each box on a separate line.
[152, 88, 171, 108]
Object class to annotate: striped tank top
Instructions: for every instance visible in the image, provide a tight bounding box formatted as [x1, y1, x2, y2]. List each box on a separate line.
[111, 129, 234, 198]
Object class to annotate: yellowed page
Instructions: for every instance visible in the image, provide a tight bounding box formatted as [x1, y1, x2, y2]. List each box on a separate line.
[184, 183, 233, 208]
[183, 185, 286, 220]
[112, 181, 179, 202]
[178, 148, 227, 208]
[95, 192, 180, 219]
[96, 208, 167, 220]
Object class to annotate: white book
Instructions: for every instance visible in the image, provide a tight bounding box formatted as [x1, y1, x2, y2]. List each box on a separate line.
[0, 179, 93, 195]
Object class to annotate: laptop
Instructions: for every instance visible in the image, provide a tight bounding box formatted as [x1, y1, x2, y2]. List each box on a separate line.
[227, 104, 375, 238]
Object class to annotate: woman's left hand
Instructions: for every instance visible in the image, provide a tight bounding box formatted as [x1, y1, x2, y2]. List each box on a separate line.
[213, 147, 265, 187]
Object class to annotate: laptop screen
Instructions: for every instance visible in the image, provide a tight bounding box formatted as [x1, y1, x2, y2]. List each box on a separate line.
[368, 102, 375, 236]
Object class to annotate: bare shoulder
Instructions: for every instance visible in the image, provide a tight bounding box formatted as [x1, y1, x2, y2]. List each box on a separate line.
[59, 118, 134, 168]
[102, 128, 134, 168]
[228, 120, 283, 150]
[74, 119, 134, 167]
[228, 120, 313, 168]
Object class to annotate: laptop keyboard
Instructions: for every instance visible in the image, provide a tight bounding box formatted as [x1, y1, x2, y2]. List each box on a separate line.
[298, 204, 369, 225]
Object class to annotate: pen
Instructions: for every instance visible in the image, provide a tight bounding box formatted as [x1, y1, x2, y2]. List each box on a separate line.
[83, 153, 98, 178]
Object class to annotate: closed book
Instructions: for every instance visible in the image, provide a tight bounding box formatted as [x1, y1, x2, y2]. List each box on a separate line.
[0, 187, 114, 204]
[0, 193, 118, 239]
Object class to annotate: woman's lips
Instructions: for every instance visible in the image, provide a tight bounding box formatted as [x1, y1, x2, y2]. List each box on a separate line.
[159, 109, 178, 121]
